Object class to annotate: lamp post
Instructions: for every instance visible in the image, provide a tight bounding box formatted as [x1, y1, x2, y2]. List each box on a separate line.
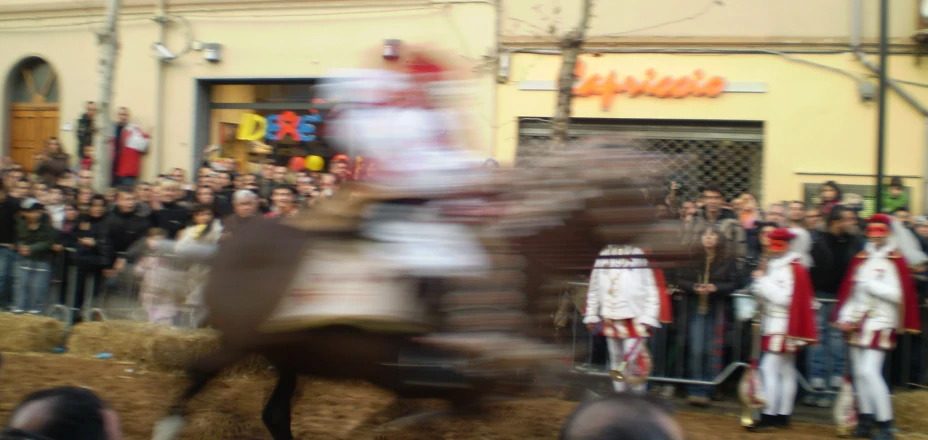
[874, 0, 889, 214]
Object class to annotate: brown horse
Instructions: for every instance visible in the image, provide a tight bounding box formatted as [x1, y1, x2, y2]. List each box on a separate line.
[152, 146, 691, 440]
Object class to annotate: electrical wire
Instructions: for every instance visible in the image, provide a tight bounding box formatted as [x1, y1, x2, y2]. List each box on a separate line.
[180, 6, 438, 19]
[0, 16, 149, 32]
[0, 4, 442, 31]
[593, 0, 723, 38]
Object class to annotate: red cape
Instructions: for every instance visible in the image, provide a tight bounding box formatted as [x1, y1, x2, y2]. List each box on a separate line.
[652, 267, 673, 324]
[788, 261, 819, 343]
[833, 251, 922, 333]
[641, 247, 673, 324]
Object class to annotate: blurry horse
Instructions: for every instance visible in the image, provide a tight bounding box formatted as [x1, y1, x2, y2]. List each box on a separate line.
[151, 144, 690, 440]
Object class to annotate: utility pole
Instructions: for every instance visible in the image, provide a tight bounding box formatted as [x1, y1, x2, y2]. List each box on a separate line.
[874, 0, 889, 214]
[93, 0, 121, 192]
[550, 0, 594, 151]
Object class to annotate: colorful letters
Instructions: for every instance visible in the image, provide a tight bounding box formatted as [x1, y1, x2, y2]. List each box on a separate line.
[236, 111, 323, 142]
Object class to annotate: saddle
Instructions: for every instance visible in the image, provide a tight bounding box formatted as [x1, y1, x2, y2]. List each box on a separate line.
[259, 238, 432, 335]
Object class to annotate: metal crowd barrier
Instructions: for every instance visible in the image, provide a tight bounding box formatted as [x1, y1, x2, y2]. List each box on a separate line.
[40, 248, 202, 329]
[563, 281, 928, 393]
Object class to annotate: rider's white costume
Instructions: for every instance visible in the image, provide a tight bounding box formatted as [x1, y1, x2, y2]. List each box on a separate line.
[322, 68, 490, 278]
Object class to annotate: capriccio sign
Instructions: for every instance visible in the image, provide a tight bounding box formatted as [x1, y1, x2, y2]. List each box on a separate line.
[569, 59, 726, 110]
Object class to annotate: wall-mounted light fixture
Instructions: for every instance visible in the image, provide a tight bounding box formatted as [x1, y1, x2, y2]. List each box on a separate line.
[384, 39, 402, 60]
[202, 42, 222, 63]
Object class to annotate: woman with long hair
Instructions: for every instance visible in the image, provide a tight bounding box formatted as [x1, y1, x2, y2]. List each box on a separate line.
[677, 225, 739, 406]
[819, 181, 843, 215]
[176, 204, 223, 326]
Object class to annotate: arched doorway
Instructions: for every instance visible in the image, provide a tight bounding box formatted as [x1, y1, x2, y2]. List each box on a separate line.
[7, 57, 59, 172]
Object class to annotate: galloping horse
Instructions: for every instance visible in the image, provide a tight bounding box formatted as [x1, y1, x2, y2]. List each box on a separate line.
[151, 144, 690, 440]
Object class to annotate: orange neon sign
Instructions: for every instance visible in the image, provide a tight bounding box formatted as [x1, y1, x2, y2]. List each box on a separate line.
[568, 59, 726, 110]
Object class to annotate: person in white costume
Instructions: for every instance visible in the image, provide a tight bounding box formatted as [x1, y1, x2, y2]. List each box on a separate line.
[749, 228, 818, 432]
[320, 52, 490, 279]
[833, 214, 923, 440]
[584, 244, 671, 393]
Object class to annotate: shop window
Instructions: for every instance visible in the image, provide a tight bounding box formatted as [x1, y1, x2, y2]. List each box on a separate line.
[517, 119, 764, 203]
[206, 82, 329, 174]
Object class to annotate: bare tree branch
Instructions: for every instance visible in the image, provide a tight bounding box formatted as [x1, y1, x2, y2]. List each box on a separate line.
[550, 0, 594, 151]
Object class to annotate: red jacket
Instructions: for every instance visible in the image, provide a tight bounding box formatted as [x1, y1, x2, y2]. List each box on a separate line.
[109, 124, 148, 178]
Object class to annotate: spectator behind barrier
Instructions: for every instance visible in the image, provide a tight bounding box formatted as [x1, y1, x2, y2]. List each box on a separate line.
[0, 386, 123, 440]
[559, 393, 684, 440]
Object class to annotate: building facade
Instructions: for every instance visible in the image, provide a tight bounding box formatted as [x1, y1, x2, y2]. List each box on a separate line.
[4, 0, 928, 214]
[496, 0, 928, 214]
[0, 0, 496, 177]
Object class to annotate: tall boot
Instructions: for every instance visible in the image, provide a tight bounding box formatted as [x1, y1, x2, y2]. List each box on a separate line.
[853, 414, 874, 438]
[872, 420, 894, 440]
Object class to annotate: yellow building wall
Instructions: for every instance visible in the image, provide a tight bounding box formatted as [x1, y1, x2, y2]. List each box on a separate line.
[501, 0, 919, 40]
[496, 52, 928, 212]
[0, 2, 496, 179]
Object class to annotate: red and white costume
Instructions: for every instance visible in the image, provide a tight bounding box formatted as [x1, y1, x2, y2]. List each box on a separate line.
[320, 48, 490, 278]
[833, 214, 922, 430]
[583, 245, 672, 393]
[752, 228, 818, 421]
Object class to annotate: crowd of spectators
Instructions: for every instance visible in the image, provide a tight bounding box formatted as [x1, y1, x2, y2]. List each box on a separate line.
[600, 178, 928, 408]
[3, 129, 928, 411]
[0, 136, 349, 324]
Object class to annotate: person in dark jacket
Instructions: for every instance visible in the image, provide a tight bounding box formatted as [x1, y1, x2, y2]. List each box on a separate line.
[221, 190, 261, 241]
[34, 137, 71, 187]
[194, 185, 232, 219]
[677, 224, 739, 406]
[0, 183, 19, 308]
[803, 205, 865, 408]
[683, 183, 748, 260]
[72, 195, 112, 324]
[51, 203, 81, 305]
[12, 199, 56, 314]
[152, 180, 189, 239]
[76, 101, 96, 152]
[106, 188, 153, 270]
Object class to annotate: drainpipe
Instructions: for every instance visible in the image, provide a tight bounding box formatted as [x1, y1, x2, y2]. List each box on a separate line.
[852, 0, 928, 212]
[153, 0, 167, 178]
[851, 0, 863, 49]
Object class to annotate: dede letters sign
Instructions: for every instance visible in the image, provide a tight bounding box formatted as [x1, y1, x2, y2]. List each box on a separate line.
[236, 111, 323, 142]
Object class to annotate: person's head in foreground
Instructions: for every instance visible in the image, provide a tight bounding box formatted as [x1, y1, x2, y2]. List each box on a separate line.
[560, 393, 684, 440]
[1, 386, 122, 440]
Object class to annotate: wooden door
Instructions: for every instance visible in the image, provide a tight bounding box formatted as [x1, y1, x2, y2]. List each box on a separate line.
[10, 105, 59, 172]
[6, 57, 60, 173]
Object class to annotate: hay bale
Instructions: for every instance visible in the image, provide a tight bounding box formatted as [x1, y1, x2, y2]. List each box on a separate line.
[67, 321, 161, 361]
[184, 411, 263, 440]
[67, 320, 270, 376]
[894, 391, 928, 433]
[146, 326, 270, 377]
[0, 314, 64, 352]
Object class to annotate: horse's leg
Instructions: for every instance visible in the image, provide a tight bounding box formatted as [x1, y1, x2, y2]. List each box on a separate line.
[152, 347, 244, 440]
[261, 370, 298, 440]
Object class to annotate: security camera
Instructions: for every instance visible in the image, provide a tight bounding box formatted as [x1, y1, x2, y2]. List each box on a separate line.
[152, 43, 176, 62]
[202, 43, 222, 63]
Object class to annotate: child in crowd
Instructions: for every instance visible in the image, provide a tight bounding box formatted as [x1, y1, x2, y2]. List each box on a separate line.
[135, 228, 183, 324]
[80, 145, 94, 171]
[13, 199, 56, 314]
